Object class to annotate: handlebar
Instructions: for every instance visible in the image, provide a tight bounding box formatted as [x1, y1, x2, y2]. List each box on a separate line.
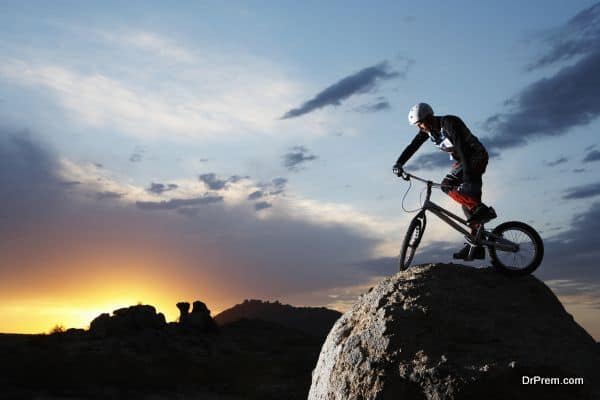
[396, 170, 443, 188]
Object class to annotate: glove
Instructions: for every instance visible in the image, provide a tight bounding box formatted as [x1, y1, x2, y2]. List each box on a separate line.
[393, 164, 404, 177]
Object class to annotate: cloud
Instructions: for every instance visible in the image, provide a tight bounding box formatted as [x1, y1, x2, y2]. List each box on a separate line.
[0, 52, 300, 140]
[247, 190, 264, 200]
[402, 143, 500, 172]
[583, 149, 600, 162]
[128, 146, 145, 163]
[197, 173, 249, 191]
[282, 146, 318, 171]
[228, 175, 249, 183]
[536, 202, 600, 302]
[527, 3, 600, 70]
[135, 194, 224, 210]
[254, 201, 272, 211]
[482, 3, 600, 150]
[147, 183, 178, 195]
[354, 97, 391, 113]
[573, 168, 586, 173]
[0, 129, 391, 323]
[405, 152, 452, 171]
[544, 156, 569, 167]
[95, 191, 123, 200]
[354, 240, 463, 277]
[247, 178, 288, 208]
[198, 173, 228, 190]
[0, 131, 63, 218]
[103, 31, 195, 63]
[269, 177, 287, 195]
[129, 153, 142, 163]
[563, 182, 600, 199]
[352, 257, 398, 276]
[60, 180, 81, 187]
[248, 178, 287, 206]
[280, 61, 401, 119]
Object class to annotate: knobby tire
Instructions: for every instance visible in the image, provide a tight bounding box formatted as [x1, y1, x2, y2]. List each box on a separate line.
[488, 221, 544, 276]
[399, 214, 426, 271]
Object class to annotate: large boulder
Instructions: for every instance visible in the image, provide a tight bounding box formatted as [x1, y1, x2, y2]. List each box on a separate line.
[309, 263, 599, 400]
[89, 304, 166, 337]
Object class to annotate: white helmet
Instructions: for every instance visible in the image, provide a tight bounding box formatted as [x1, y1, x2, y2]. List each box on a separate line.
[408, 103, 433, 125]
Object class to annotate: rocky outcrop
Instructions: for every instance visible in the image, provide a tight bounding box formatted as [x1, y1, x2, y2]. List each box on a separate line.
[89, 304, 166, 337]
[214, 299, 341, 337]
[177, 301, 190, 321]
[309, 263, 599, 400]
[177, 300, 218, 332]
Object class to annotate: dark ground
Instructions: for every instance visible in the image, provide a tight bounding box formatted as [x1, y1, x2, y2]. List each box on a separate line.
[0, 319, 325, 400]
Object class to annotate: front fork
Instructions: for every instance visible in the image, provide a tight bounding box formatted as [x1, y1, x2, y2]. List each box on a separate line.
[410, 210, 427, 247]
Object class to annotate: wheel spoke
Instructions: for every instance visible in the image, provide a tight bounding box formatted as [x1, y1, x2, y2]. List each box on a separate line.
[491, 225, 540, 271]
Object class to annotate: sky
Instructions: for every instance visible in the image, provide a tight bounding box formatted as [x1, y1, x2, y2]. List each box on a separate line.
[0, 0, 599, 338]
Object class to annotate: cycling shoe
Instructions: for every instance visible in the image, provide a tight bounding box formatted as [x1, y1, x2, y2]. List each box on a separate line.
[453, 244, 485, 260]
[467, 205, 496, 225]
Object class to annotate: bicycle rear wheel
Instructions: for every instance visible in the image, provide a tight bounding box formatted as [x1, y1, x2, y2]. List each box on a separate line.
[487, 221, 544, 276]
[399, 212, 426, 271]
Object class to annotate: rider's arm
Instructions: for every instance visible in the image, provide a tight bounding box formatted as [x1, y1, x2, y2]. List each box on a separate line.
[395, 131, 428, 166]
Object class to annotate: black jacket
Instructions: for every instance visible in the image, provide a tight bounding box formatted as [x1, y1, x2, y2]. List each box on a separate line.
[395, 115, 487, 180]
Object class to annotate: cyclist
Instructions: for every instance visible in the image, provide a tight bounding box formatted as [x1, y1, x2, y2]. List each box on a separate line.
[393, 103, 496, 260]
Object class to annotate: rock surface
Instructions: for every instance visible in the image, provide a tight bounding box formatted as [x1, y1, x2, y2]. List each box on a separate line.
[309, 263, 599, 400]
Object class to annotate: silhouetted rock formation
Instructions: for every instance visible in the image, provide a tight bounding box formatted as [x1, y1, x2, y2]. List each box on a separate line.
[309, 263, 600, 400]
[176, 301, 190, 321]
[214, 299, 342, 337]
[177, 300, 218, 333]
[89, 304, 166, 337]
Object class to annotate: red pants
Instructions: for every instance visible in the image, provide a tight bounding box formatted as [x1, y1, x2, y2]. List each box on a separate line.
[441, 156, 488, 215]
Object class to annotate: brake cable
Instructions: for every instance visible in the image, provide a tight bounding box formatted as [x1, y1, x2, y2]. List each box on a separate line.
[401, 178, 427, 213]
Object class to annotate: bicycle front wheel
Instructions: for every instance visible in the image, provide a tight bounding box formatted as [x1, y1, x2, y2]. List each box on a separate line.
[399, 213, 426, 271]
[488, 221, 544, 276]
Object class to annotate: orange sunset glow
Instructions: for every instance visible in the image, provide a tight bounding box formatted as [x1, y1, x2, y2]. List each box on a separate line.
[0, 242, 234, 334]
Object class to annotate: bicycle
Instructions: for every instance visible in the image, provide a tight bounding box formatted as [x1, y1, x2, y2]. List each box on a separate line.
[396, 170, 544, 276]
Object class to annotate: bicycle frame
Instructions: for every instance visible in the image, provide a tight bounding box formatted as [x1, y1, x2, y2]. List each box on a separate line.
[407, 174, 518, 252]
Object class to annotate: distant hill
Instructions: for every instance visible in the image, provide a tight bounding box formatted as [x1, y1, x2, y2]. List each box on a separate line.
[214, 299, 342, 337]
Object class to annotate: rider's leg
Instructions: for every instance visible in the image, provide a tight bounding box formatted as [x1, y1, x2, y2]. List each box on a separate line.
[441, 166, 462, 195]
[464, 157, 496, 224]
[444, 162, 481, 215]
[446, 158, 495, 225]
[447, 162, 488, 260]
